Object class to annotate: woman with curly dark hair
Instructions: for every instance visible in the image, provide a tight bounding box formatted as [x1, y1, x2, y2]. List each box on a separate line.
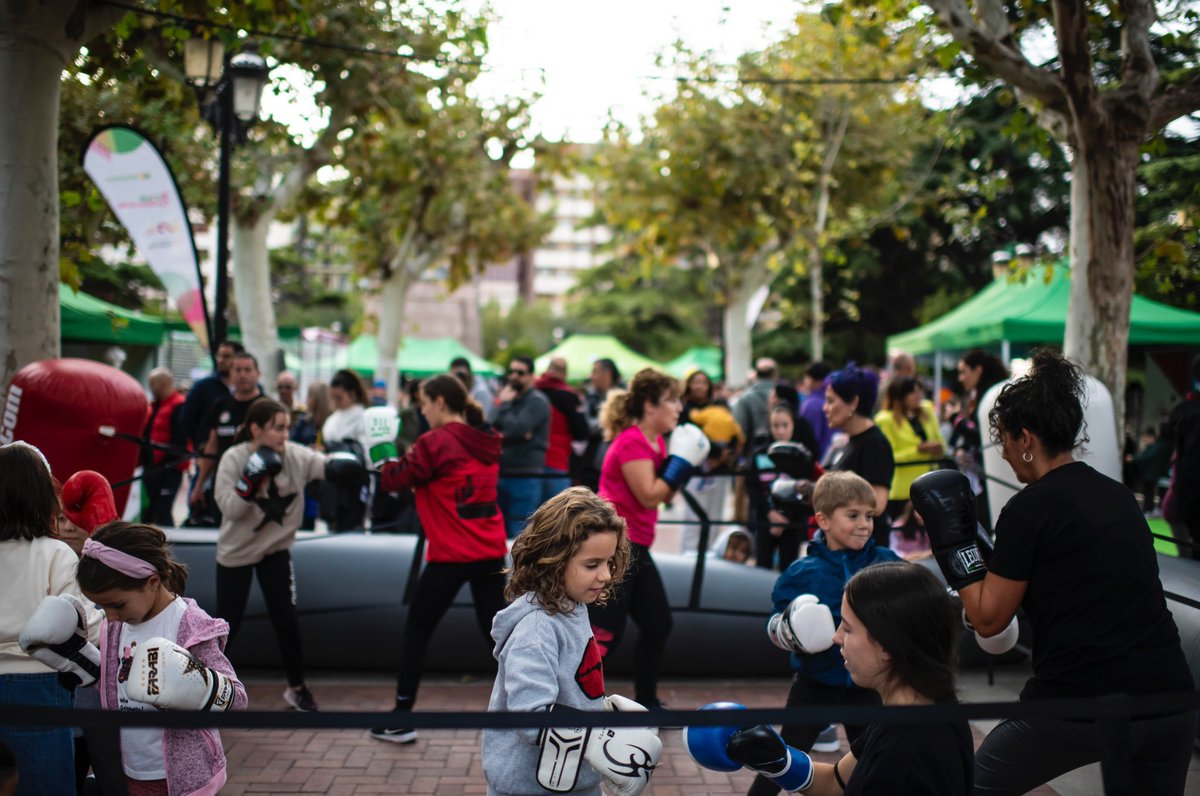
[928, 349, 1194, 794]
[483, 487, 657, 796]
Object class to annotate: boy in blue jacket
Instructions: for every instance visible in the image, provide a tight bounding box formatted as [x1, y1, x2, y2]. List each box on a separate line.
[748, 470, 899, 796]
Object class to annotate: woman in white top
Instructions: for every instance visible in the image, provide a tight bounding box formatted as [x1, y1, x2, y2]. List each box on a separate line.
[0, 442, 102, 795]
[321, 369, 372, 530]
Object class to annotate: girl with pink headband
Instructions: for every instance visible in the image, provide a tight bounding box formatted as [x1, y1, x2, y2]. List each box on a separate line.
[77, 522, 248, 796]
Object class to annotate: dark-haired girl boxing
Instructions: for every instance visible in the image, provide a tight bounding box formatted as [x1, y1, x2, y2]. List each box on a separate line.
[687, 562, 973, 794]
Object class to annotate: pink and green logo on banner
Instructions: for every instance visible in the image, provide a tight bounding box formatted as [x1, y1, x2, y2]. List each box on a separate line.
[83, 126, 209, 352]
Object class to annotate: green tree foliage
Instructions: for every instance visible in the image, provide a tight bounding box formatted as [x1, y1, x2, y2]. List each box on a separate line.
[269, 231, 360, 330]
[480, 300, 570, 366]
[770, 86, 1071, 364]
[1135, 133, 1200, 309]
[860, 0, 1200, 423]
[568, 256, 716, 362]
[588, 8, 938, 378]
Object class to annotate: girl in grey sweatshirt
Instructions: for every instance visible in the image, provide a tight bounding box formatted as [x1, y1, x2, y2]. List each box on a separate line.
[482, 487, 631, 796]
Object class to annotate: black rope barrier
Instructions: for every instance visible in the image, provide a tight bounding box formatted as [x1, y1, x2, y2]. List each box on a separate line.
[3, 690, 1197, 732]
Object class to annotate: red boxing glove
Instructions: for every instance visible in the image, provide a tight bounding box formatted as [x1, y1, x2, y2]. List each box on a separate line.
[61, 470, 118, 534]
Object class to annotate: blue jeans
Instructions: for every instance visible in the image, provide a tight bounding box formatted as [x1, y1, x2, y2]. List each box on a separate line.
[498, 477, 542, 538]
[0, 672, 76, 796]
[540, 468, 571, 506]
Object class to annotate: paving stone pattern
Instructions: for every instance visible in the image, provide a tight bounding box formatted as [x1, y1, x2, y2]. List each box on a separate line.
[220, 674, 1061, 795]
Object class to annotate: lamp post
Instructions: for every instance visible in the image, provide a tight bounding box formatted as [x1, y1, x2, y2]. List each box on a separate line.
[183, 38, 271, 361]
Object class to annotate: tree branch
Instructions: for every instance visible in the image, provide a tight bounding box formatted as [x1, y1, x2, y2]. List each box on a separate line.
[1148, 74, 1200, 130]
[924, 0, 1068, 112]
[974, 0, 1012, 41]
[1052, 0, 1101, 124]
[267, 105, 351, 218]
[1118, 0, 1159, 102]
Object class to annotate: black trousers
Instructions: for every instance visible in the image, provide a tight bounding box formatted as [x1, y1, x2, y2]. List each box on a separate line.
[141, 466, 183, 526]
[746, 674, 881, 796]
[754, 523, 802, 572]
[216, 549, 307, 687]
[395, 558, 507, 703]
[974, 711, 1197, 795]
[587, 543, 673, 705]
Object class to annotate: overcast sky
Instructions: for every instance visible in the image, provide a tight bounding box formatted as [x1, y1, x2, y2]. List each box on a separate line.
[466, 1, 802, 141]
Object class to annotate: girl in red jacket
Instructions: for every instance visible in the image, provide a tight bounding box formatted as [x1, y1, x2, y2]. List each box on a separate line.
[370, 374, 508, 744]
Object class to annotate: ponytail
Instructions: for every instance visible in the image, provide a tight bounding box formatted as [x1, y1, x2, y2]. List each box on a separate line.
[600, 389, 632, 440]
[464, 399, 485, 428]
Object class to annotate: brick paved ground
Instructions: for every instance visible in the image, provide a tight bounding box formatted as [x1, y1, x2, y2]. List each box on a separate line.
[219, 672, 1063, 795]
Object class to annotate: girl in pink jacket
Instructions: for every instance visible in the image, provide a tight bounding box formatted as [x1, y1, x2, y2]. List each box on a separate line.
[77, 522, 247, 796]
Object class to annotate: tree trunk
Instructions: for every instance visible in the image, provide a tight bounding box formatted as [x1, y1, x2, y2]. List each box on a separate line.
[231, 216, 281, 387]
[807, 104, 849, 365]
[723, 257, 773, 389]
[376, 266, 415, 405]
[0, 11, 72, 386]
[1061, 130, 1139, 431]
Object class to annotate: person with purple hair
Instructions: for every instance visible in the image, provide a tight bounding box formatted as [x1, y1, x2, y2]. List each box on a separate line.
[823, 364, 895, 547]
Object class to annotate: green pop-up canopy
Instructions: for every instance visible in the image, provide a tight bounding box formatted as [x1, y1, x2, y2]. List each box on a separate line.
[887, 264, 1200, 356]
[535, 334, 663, 383]
[331, 334, 502, 379]
[664, 346, 724, 381]
[60, 283, 166, 346]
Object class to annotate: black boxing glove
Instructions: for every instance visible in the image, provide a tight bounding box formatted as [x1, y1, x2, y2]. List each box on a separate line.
[726, 725, 814, 791]
[910, 469, 987, 591]
[767, 441, 815, 480]
[236, 447, 282, 501]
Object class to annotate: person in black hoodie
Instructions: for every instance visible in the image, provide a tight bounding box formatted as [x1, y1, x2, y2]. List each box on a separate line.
[370, 374, 509, 744]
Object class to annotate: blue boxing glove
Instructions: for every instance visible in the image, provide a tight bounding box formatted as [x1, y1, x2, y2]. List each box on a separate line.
[682, 702, 746, 773]
[727, 724, 814, 792]
[660, 423, 712, 491]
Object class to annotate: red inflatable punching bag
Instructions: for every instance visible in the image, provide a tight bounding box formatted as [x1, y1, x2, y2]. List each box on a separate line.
[1, 359, 148, 515]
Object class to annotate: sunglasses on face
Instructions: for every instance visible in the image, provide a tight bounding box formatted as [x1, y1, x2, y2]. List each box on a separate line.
[508, 369, 530, 376]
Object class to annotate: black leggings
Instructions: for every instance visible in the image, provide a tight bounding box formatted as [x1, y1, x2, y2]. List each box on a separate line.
[747, 674, 881, 796]
[216, 550, 307, 687]
[395, 558, 508, 704]
[974, 711, 1197, 795]
[754, 523, 802, 572]
[587, 543, 673, 705]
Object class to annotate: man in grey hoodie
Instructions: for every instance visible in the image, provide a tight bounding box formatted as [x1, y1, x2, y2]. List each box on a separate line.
[493, 356, 551, 537]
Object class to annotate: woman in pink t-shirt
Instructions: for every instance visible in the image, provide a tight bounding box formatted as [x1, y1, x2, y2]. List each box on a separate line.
[590, 368, 682, 708]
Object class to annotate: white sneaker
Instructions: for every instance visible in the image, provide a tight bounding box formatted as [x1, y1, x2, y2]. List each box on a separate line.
[812, 724, 840, 753]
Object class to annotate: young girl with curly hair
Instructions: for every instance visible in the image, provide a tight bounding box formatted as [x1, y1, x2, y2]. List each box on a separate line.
[483, 487, 661, 796]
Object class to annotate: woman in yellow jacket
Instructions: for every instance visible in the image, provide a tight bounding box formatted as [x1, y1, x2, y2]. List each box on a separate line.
[874, 378, 944, 528]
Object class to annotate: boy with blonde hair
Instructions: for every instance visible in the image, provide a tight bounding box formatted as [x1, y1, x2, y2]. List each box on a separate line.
[749, 471, 899, 796]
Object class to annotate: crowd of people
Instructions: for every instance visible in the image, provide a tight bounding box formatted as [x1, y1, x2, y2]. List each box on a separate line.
[1, 342, 1197, 795]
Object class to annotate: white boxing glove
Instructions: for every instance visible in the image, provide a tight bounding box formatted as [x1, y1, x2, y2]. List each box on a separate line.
[127, 637, 236, 711]
[537, 705, 661, 795]
[767, 594, 835, 654]
[966, 610, 1020, 655]
[585, 726, 662, 796]
[19, 594, 101, 686]
[604, 694, 648, 714]
[660, 423, 712, 491]
[363, 406, 401, 469]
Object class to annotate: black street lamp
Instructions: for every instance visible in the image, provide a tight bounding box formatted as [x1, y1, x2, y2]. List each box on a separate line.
[183, 38, 271, 361]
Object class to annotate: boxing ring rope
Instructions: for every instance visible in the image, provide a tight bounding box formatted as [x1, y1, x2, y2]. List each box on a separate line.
[4, 690, 1197, 796]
